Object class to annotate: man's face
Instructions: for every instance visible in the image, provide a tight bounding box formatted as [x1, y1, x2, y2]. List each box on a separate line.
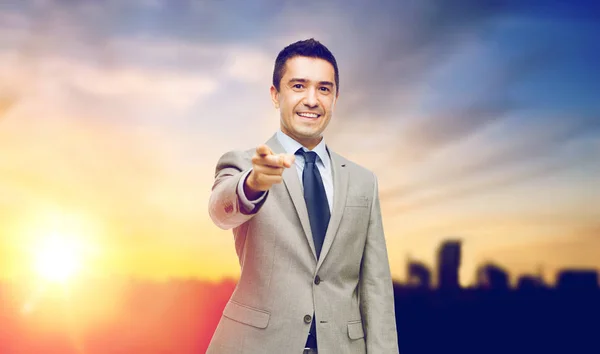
[270, 56, 338, 149]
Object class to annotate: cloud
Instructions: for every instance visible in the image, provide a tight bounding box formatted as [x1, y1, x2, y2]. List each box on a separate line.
[373, 22, 600, 204]
[316, 0, 599, 154]
[65, 61, 218, 111]
[0, 53, 218, 114]
[310, 0, 520, 118]
[386, 158, 572, 214]
[225, 47, 274, 84]
[380, 111, 600, 202]
[0, 5, 281, 114]
[383, 131, 598, 214]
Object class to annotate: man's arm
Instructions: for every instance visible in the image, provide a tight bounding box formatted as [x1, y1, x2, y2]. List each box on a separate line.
[208, 150, 269, 230]
[359, 173, 399, 353]
[208, 145, 294, 230]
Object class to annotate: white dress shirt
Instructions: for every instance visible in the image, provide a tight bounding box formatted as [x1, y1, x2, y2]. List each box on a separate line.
[237, 129, 334, 213]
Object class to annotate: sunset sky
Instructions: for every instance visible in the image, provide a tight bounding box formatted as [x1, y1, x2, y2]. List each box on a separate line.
[1, 0, 598, 286]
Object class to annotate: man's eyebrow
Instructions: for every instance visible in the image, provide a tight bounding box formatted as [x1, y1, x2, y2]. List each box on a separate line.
[288, 78, 334, 87]
[288, 78, 308, 84]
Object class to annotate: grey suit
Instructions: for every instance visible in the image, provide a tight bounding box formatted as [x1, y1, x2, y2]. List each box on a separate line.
[207, 133, 399, 353]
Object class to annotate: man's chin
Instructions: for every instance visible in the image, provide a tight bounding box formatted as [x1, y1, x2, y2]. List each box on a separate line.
[295, 129, 322, 139]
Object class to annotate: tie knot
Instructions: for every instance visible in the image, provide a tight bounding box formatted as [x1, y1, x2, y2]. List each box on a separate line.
[296, 149, 318, 164]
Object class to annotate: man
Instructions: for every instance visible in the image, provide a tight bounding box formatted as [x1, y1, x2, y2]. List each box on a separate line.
[207, 38, 399, 354]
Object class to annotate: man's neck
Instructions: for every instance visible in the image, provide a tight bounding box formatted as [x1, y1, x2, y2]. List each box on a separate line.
[279, 129, 323, 151]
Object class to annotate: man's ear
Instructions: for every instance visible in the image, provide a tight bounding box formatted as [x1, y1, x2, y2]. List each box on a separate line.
[270, 85, 279, 109]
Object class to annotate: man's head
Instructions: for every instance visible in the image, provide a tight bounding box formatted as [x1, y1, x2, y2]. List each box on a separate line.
[270, 38, 340, 150]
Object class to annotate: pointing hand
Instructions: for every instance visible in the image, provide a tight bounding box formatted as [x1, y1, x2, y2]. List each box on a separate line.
[245, 144, 295, 197]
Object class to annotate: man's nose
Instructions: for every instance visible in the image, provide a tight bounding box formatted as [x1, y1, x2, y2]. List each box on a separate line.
[303, 88, 318, 107]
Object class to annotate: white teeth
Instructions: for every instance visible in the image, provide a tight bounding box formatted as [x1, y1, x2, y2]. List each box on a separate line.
[297, 112, 319, 118]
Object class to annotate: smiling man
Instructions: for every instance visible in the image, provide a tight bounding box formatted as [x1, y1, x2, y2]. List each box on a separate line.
[207, 38, 399, 354]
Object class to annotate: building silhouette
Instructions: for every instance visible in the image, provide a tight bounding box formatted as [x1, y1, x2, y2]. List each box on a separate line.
[406, 259, 431, 289]
[556, 269, 599, 291]
[516, 275, 545, 290]
[436, 239, 462, 289]
[475, 262, 509, 290]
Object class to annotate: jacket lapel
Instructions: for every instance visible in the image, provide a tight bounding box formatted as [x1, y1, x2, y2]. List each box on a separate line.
[266, 134, 318, 260]
[316, 149, 348, 271]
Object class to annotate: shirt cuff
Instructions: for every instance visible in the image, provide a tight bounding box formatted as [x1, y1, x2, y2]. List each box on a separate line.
[237, 169, 266, 212]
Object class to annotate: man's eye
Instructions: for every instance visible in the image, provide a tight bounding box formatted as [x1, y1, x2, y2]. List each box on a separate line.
[293, 84, 303, 89]
[320, 87, 330, 92]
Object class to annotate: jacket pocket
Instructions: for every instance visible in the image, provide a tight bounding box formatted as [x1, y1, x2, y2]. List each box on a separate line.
[345, 195, 369, 208]
[347, 320, 365, 339]
[223, 300, 271, 329]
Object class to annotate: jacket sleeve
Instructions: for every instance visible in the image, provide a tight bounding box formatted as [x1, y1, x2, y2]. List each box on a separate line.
[208, 150, 269, 230]
[359, 173, 400, 353]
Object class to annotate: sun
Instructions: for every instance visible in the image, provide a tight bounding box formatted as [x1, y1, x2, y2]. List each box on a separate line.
[23, 209, 101, 284]
[32, 234, 85, 283]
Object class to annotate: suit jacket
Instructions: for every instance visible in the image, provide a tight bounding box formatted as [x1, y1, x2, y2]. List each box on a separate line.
[206, 133, 399, 354]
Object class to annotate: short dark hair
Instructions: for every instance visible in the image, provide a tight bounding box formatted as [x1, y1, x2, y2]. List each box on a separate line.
[272, 38, 339, 95]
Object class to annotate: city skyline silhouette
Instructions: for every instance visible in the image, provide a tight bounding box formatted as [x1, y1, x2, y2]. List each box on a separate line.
[1, 238, 598, 353]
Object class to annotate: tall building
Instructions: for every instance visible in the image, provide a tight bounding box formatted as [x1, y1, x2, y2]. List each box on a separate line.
[436, 239, 462, 289]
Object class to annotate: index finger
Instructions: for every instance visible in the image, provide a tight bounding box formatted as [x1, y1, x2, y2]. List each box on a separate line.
[256, 144, 273, 157]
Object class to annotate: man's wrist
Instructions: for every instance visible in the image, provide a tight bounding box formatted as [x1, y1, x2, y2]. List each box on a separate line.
[244, 171, 265, 201]
[236, 169, 267, 214]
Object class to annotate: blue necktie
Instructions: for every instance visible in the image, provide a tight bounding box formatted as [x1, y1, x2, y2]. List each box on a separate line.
[296, 149, 330, 259]
[297, 148, 330, 349]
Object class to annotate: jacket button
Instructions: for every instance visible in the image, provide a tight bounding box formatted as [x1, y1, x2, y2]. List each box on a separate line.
[314, 275, 321, 285]
[304, 314, 312, 324]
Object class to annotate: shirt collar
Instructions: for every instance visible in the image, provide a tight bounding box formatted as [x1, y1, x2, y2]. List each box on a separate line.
[276, 129, 331, 169]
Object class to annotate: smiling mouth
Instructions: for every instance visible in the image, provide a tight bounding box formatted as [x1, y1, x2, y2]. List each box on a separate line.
[296, 112, 321, 119]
